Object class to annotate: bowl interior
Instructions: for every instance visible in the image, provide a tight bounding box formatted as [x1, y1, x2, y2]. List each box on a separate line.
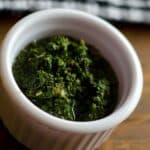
[9, 11, 130, 108]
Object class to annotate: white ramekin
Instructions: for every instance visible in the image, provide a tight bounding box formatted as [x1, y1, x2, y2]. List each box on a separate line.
[0, 9, 143, 150]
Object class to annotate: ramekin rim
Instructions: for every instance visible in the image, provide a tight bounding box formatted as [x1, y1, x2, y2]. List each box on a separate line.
[0, 9, 143, 133]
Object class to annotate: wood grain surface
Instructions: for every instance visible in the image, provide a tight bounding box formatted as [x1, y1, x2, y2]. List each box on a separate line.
[0, 17, 150, 150]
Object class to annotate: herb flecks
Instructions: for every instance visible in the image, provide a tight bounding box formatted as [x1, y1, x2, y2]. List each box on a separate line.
[13, 35, 118, 121]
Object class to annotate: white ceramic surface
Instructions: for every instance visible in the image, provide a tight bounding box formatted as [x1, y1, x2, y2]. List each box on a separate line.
[0, 9, 143, 150]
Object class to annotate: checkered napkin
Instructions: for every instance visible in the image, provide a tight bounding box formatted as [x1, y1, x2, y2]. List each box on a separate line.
[0, 0, 150, 24]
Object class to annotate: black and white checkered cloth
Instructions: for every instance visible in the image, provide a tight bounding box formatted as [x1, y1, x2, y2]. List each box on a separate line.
[0, 0, 150, 24]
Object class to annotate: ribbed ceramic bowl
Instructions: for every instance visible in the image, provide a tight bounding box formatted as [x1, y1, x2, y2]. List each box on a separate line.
[0, 9, 143, 150]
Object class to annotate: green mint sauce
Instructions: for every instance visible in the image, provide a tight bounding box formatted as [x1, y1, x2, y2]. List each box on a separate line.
[13, 35, 118, 121]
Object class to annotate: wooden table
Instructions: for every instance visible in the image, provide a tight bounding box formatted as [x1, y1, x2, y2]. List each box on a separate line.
[0, 17, 150, 150]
